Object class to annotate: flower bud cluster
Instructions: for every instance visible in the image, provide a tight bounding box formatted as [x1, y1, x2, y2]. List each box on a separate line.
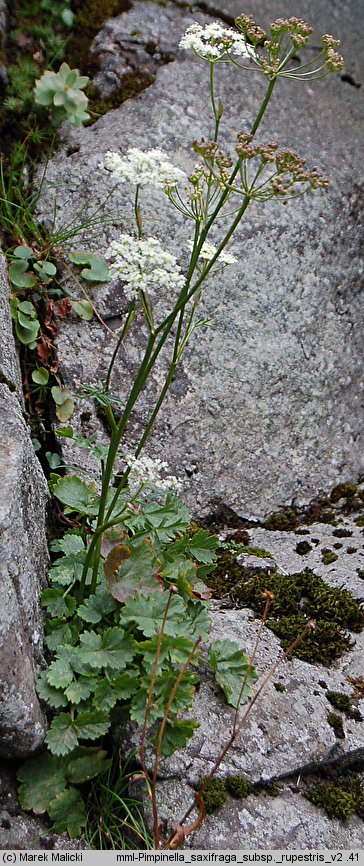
[272, 150, 329, 195]
[187, 239, 237, 265]
[236, 132, 278, 162]
[234, 14, 266, 45]
[193, 139, 233, 176]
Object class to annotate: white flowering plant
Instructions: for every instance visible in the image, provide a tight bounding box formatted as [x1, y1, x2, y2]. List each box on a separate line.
[19, 11, 343, 848]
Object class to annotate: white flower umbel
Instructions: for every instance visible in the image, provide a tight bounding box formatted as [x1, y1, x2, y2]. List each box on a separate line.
[187, 239, 237, 264]
[105, 234, 185, 301]
[102, 148, 186, 189]
[126, 454, 182, 494]
[179, 22, 256, 62]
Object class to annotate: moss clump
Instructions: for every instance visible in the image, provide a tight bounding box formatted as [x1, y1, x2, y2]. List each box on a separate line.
[321, 549, 338, 565]
[348, 676, 364, 698]
[333, 528, 353, 538]
[355, 515, 364, 527]
[330, 482, 357, 503]
[327, 712, 345, 738]
[305, 770, 364, 822]
[197, 779, 227, 814]
[229, 568, 363, 664]
[296, 540, 312, 555]
[264, 508, 299, 531]
[326, 690, 362, 721]
[306, 782, 355, 820]
[226, 775, 252, 799]
[347, 546, 357, 554]
[274, 682, 286, 693]
[206, 552, 244, 597]
[239, 545, 273, 559]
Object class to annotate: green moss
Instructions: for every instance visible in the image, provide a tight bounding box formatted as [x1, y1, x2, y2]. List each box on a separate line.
[306, 782, 355, 820]
[321, 549, 338, 565]
[347, 546, 357, 554]
[206, 552, 243, 597]
[305, 770, 364, 822]
[197, 779, 227, 814]
[355, 515, 364, 527]
[273, 682, 286, 693]
[326, 691, 352, 713]
[327, 712, 345, 738]
[226, 775, 252, 799]
[333, 528, 353, 538]
[330, 482, 358, 503]
[226, 568, 363, 664]
[226, 530, 251, 545]
[264, 508, 299, 531]
[325, 690, 362, 722]
[296, 540, 312, 555]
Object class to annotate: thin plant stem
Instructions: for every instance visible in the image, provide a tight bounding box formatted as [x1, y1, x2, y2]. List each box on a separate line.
[165, 620, 315, 848]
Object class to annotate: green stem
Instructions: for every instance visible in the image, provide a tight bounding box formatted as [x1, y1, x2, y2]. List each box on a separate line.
[134, 184, 143, 238]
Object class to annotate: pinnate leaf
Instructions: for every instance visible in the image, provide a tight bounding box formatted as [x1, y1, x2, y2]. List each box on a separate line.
[45, 713, 79, 756]
[107, 537, 163, 603]
[120, 590, 186, 638]
[157, 719, 199, 757]
[17, 752, 67, 813]
[48, 786, 86, 838]
[76, 627, 136, 670]
[207, 639, 257, 708]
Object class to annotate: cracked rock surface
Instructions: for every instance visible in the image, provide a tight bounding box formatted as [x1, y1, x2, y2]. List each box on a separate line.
[38, 0, 364, 519]
[0, 255, 48, 757]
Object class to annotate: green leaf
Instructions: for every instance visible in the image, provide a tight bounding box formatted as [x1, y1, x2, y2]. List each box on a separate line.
[138, 634, 197, 673]
[157, 719, 199, 757]
[130, 669, 198, 726]
[57, 425, 74, 438]
[207, 639, 257, 708]
[44, 619, 80, 652]
[77, 590, 118, 623]
[187, 530, 219, 564]
[47, 654, 74, 689]
[76, 628, 136, 670]
[74, 709, 110, 740]
[13, 245, 33, 259]
[45, 714, 79, 756]
[46, 451, 62, 469]
[32, 367, 49, 385]
[120, 591, 186, 638]
[51, 533, 85, 556]
[71, 299, 93, 320]
[49, 553, 85, 586]
[9, 259, 37, 288]
[17, 752, 67, 813]
[48, 786, 86, 838]
[51, 386, 74, 422]
[185, 599, 211, 641]
[93, 670, 139, 711]
[65, 677, 95, 704]
[68, 251, 109, 282]
[107, 537, 163, 603]
[36, 671, 68, 709]
[65, 747, 110, 784]
[41, 588, 76, 618]
[53, 475, 99, 516]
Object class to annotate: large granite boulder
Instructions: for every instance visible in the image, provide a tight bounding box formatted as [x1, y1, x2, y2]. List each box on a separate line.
[37, 0, 364, 520]
[0, 255, 48, 757]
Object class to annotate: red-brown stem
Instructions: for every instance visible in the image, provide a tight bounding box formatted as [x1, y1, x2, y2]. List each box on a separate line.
[233, 591, 273, 734]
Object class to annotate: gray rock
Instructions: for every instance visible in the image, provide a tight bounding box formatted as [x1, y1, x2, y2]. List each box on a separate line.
[122, 604, 364, 791]
[37, 0, 364, 520]
[91, 1, 205, 96]
[148, 780, 364, 849]
[0, 254, 23, 400]
[0, 385, 48, 757]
